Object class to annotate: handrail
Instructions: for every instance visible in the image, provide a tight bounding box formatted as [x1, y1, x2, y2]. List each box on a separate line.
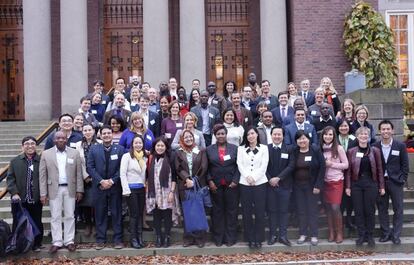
[0, 121, 59, 200]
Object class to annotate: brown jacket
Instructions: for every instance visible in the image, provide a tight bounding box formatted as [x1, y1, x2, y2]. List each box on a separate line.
[345, 146, 384, 190]
[174, 148, 208, 200]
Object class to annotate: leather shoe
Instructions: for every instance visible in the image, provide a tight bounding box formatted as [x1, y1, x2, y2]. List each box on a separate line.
[392, 237, 401, 245]
[95, 243, 105, 250]
[49, 245, 60, 254]
[226, 241, 236, 247]
[379, 234, 391, 243]
[130, 239, 142, 249]
[279, 236, 292, 247]
[215, 241, 223, 247]
[267, 236, 277, 245]
[356, 236, 365, 246]
[66, 243, 76, 252]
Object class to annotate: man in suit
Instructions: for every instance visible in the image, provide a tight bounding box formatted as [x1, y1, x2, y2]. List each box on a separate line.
[266, 126, 295, 246]
[375, 120, 409, 245]
[299, 79, 315, 107]
[102, 93, 132, 125]
[255, 80, 279, 111]
[241, 86, 257, 113]
[207, 81, 227, 115]
[87, 125, 125, 250]
[284, 108, 318, 146]
[271, 91, 294, 126]
[7, 136, 44, 251]
[137, 95, 160, 137]
[39, 131, 83, 253]
[257, 110, 275, 145]
[44, 114, 83, 150]
[190, 90, 221, 146]
[231, 92, 253, 130]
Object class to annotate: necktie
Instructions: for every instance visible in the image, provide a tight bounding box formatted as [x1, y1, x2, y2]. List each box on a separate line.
[282, 107, 286, 118]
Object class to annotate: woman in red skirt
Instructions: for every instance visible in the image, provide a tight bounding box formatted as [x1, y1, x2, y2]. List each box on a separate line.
[320, 126, 349, 243]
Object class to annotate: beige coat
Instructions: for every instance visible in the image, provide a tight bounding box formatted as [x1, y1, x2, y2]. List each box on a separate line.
[39, 147, 84, 200]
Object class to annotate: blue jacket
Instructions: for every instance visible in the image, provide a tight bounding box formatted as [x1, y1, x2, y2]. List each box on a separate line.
[271, 105, 294, 126]
[284, 122, 318, 146]
[119, 128, 155, 151]
[87, 143, 125, 192]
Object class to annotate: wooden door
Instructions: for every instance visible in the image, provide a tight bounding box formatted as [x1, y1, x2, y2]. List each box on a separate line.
[103, 0, 143, 91]
[0, 0, 24, 121]
[206, 0, 250, 94]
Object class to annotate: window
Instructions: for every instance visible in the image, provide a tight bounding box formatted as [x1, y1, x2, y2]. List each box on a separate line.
[386, 12, 414, 90]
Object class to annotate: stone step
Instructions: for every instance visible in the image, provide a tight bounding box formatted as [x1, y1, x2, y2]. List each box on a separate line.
[0, 120, 53, 125]
[10, 237, 414, 259]
[0, 144, 44, 150]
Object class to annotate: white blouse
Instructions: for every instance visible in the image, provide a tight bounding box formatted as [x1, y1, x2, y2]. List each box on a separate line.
[119, 153, 147, 196]
[236, 144, 269, 186]
[212, 123, 244, 146]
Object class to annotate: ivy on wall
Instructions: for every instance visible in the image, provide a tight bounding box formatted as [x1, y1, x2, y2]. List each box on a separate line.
[343, 1, 398, 88]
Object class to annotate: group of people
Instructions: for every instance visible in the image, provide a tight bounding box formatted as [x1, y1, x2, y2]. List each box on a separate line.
[6, 73, 409, 254]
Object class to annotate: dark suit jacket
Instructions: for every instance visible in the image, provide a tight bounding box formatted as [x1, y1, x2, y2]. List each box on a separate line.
[210, 94, 227, 114]
[81, 112, 100, 129]
[190, 105, 221, 133]
[87, 143, 125, 193]
[147, 110, 160, 138]
[255, 95, 279, 110]
[102, 108, 132, 125]
[374, 140, 409, 185]
[206, 143, 240, 185]
[271, 105, 294, 126]
[299, 91, 315, 107]
[284, 122, 318, 146]
[235, 107, 253, 129]
[174, 148, 208, 200]
[294, 144, 326, 189]
[7, 153, 41, 201]
[266, 143, 295, 189]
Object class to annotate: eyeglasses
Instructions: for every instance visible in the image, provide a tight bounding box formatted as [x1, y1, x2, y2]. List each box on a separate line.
[23, 142, 36, 146]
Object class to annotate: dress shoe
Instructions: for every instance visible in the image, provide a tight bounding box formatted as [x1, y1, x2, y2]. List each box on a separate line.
[114, 242, 124, 249]
[310, 237, 318, 246]
[95, 243, 105, 250]
[66, 243, 76, 252]
[279, 236, 292, 247]
[267, 236, 277, 245]
[137, 233, 146, 248]
[226, 241, 236, 247]
[379, 234, 391, 243]
[355, 236, 365, 246]
[215, 241, 223, 247]
[163, 235, 171, 248]
[297, 235, 306, 245]
[367, 237, 375, 247]
[130, 239, 142, 249]
[392, 237, 401, 245]
[49, 245, 60, 254]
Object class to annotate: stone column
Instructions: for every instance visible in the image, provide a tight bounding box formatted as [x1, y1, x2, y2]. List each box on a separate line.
[180, 0, 206, 89]
[260, 0, 288, 95]
[60, 0, 88, 113]
[23, 0, 52, 120]
[143, 0, 169, 87]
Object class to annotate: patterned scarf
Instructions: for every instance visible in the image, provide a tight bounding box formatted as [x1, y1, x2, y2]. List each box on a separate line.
[147, 154, 171, 198]
[25, 157, 34, 204]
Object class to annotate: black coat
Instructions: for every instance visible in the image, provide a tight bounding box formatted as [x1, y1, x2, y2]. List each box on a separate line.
[266, 143, 295, 189]
[206, 143, 240, 185]
[374, 140, 409, 185]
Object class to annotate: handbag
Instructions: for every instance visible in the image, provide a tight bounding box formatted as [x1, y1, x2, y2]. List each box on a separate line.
[192, 176, 212, 208]
[182, 188, 209, 233]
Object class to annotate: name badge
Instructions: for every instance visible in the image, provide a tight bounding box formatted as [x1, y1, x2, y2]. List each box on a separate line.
[223, 154, 231, 161]
[213, 100, 218, 104]
[67, 158, 74, 164]
[131, 102, 136, 107]
[29, 165, 34, 171]
[244, 117, 248, 122]
[311, 110, 317, 116]
[193, 149, 200, 155]
[91, 110, 97, 114]
[165, 133, 171, 139]
[391, 150, 400, 156]
[146, 135, 152, 141]
[257, 122, 263, 127]
[305, 120, 310, 124]
[349, 135, 356, 140]
[102, 100, 106, 104]
[176, 123, 183, 128]
[150, 119, 155, 125]
[110, 154, 118, 160]
[209, 113, 214, 118]
[69, 142, 76, 148]
[356, 152, 364, 158]
[308, 133, 312, 138]
[305, 156, 312, 162]
[281, 153, 289, 159]
[332, 94, 337, 98]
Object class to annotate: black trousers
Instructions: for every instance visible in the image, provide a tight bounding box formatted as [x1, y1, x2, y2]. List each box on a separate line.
[211, 185, 239, 244]
[376, 179, 404, 238]
[22, 201, 43, 247]
[267, 185, 291, 238]
[351, 177, 377, 238]
[240, 183, 266, 243]
[203, 134, 212, 147]
[294, 183, 319, 237]
[126, 188, 146, 239]
[152, 208, 172, 237]
[95, 190, 123, 243]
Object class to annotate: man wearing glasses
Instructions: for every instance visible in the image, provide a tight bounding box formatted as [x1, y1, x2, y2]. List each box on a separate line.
[7, 136, 44, 251]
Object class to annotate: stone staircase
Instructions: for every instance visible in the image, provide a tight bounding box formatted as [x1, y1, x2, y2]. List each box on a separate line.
[0, 121, 414, 258]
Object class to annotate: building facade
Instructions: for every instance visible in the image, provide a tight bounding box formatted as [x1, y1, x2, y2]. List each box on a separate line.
[0, 0, 409, 121]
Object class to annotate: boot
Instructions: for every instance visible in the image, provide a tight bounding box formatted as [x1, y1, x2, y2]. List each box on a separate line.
[137, 233, 146, 248]
[155, 234, 162, 248]
[334, 214, 343, 244]
[327, 213, 335, 242]
[163, 234, 171, 248]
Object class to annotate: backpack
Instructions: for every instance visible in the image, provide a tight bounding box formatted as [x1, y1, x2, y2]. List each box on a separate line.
[0, 220, 11, 257]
